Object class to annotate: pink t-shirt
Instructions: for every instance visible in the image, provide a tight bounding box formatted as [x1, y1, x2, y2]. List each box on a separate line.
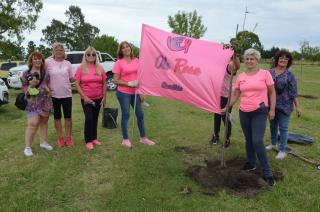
[74, 65, 107, 100]
[112, 58, 139, 94]
[235, 69, 274, 112]
[45, 58, 73, 98]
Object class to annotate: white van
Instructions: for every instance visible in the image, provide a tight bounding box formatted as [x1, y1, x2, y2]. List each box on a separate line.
[7, 51, 117, 90]
[0, 78, 9, 106]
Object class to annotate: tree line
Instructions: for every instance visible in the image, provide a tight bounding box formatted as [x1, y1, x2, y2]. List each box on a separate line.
[1, 1, 319, 62]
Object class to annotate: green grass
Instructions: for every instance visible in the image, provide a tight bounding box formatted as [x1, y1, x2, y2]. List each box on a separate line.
[0, 63, 319, 211]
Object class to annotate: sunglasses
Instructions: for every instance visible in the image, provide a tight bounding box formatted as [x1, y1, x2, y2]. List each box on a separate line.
[86, 53, 96, 57]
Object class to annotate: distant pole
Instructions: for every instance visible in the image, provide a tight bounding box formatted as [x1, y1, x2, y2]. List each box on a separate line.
[220, 24, 239, 168]
[300, 57, 303, 95]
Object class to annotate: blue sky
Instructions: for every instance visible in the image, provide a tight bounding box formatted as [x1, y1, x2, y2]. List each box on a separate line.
[24, 0, 320, 51]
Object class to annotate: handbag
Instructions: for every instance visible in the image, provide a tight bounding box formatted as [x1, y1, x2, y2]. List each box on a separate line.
[15, 93, 27, 110]
[102, 107, 118, 129]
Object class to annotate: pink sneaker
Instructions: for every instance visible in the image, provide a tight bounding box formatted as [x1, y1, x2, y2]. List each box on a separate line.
[92, 139, 102, 145]
[57, 137, 65, 148]
[140, 137, 155, 145]
[86, 142, 94, 150]
[122, 139, 132, 148]
[66, 137, 75, 147]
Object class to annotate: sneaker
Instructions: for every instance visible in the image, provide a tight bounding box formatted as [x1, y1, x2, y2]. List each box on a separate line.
[266, 144, 276, 151]
[210, 135, 219, 145]
[140, 137, 155, 145]
[275, 151, 287, 160]
[241, 162, 256, 171]
[92, 139, 102, 145]
[85, 142, 94, 150]
[223, 138, 231, 148]
[142, 101, 150, 107]
[24, 147, 33, 157]
[263, 176, 276, 186]
[40, 143, 53, 151]
[65, 137, 75, 148]
[122, 139, 132, 148]
[57, 137, 65, 148]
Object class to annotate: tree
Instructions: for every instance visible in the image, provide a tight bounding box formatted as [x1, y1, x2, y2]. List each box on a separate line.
[300, 41, 320, 62]
[230, 31, 262, 56]
[42, 5, 100, 50]
[92, 35, 119, 57]
[261, 46, 280, 59]
[0, 0, 43, 59]
[26, 41, 37, 56]
[168, 10, 207, 39]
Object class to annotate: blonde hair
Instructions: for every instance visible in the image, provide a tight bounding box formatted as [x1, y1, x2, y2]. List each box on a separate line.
[52, 42, 66, 59]
[81, 46, 102, 76]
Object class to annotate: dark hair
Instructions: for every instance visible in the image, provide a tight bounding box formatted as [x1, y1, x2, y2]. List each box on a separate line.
[274, 49, 292, 68]
[28, 52, 45, 71]
[117, 41, 134, 59]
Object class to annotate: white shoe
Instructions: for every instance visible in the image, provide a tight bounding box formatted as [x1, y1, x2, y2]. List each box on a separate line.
[275, 151, 287, 160]
[266, 144, 276, 151]
[24, 147, 33, 157]
[40, 143, 53, 151]
[142, 102, 150, 107]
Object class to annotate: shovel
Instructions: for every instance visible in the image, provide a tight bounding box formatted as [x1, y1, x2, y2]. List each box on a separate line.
[273, 147, 320, 170]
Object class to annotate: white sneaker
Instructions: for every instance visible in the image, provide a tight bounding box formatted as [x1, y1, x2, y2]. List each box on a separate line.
[24, 147, 33, 157]
[266, 144, 276, 151]
[142, 101, 150, 107]
[40, 143, 53, 151]
[275, 151, 287, 160]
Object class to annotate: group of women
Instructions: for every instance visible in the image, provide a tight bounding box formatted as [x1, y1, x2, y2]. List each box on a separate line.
[23, 41, 154, 156]
[22, 41, 301, 187]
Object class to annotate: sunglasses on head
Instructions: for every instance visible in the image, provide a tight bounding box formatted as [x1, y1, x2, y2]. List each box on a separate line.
[86, 53, 96, 57]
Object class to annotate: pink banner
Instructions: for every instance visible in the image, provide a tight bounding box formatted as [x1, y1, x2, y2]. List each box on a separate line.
[137, 24, 233, 113]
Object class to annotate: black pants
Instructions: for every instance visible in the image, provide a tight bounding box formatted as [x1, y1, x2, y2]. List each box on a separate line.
[81, 98, 102, 143]
[214, 96, 232, 139]
[52, 97, 72, 119]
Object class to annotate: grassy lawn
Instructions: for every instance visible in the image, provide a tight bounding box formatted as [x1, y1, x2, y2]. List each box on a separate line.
[0, 63, 319, 211]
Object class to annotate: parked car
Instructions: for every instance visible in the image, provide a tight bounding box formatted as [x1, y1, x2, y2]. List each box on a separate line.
[0, 78, 9, 106]
[0, 61, 25, 87]
[7, 51, 117, 90]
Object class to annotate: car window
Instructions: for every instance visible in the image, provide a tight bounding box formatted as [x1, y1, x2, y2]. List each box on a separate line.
[0, 63, 17, 71]
[66, 54, 83, 64]
[100, 53, 116, 62]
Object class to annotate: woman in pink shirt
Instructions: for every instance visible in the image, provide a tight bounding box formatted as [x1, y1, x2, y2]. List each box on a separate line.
[46, 43, 74, 148]
[74, 47, 107, 150]
[113, 41, 155, 148]
[226, 48, 276, 186]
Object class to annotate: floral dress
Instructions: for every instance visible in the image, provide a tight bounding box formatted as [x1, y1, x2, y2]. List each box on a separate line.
[21, 69, 53, 116]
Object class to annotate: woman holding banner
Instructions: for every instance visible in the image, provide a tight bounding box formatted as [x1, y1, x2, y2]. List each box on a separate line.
[210, 57, 240, 148]
[112, 41, 155, 148]
[266, 50, 301, 159]
[223, 48, 276, 186]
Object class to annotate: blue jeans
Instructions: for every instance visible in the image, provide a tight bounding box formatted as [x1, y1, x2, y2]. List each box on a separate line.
[116, 91, 145, 139]
[270, 110, 290, 152]
[239, 106, 273, 177]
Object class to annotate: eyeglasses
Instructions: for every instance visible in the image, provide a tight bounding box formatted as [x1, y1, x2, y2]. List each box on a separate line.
[279, 57, 289, 61]
[86, 53, 96, 57]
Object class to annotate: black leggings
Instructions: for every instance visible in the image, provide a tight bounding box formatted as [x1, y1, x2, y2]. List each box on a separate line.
[214, 96, 232, 139]
[81, 98, 102, 143]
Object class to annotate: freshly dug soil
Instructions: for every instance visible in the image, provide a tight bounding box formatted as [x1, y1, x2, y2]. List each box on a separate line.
[175, 146, 284, 198]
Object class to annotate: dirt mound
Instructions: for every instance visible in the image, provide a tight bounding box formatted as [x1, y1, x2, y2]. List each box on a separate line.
[175, 146, 284, 198]
[186, 159, 283, 198]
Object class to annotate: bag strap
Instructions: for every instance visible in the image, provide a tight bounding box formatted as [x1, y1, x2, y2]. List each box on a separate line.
[108, 113, 118, 128]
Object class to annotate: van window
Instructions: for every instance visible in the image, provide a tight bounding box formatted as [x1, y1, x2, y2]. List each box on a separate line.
[0, 63, 17, 71]
[66, 54, 84, 64]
